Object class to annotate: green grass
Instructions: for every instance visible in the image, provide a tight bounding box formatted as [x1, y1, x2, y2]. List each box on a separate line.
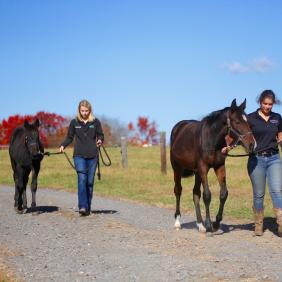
[0, 146, 274, 220]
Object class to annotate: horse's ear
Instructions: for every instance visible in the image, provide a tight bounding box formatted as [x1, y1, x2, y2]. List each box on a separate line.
[230, 99, 237, 112]
[24, 119, 30, 128]
[34, 119, 40, 128]
[239, 99, 247, 111]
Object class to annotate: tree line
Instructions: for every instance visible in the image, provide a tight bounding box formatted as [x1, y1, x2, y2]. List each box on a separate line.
[0, 113, 158, 148]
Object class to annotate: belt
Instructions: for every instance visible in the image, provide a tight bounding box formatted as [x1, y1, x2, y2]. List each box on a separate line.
[255, 150, 279, 157]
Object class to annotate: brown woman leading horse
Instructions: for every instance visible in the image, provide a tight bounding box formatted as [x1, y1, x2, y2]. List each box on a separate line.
[170, 99, 256, 233]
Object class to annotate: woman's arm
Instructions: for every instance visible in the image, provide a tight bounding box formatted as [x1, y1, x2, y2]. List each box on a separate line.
[96, 119, 104, 146]
[59, 120, 75, 152]
[278, 132, 282, 148]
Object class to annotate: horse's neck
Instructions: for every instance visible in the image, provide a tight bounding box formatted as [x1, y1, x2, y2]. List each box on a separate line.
[201, 118, 227, 150]
[11, 141, 32, 166]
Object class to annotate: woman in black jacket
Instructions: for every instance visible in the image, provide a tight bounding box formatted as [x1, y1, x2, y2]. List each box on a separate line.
[59, 100, 104, 216]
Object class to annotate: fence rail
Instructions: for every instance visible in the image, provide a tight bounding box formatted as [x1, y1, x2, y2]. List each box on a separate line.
[0, 145, 9, 150]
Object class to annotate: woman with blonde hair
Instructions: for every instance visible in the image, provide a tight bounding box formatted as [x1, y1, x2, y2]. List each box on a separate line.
[59, 100, 104, 216]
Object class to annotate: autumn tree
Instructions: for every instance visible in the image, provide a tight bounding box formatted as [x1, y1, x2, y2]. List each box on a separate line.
[128, 116, 158, 146]
[0, 112, 66, 147]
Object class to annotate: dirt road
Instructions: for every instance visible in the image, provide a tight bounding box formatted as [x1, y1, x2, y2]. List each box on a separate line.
[0, 185, 281, 281]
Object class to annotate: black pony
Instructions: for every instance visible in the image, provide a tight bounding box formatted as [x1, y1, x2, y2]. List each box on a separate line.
[9, 119, 44, 213]
[170, 99, 256, 233]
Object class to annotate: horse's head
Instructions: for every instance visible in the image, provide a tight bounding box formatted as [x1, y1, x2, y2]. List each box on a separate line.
[24, 119, 42, 159]
[227, 99, 256, 153]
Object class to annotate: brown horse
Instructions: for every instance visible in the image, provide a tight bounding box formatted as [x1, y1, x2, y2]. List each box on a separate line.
[170, 99, 256, 233]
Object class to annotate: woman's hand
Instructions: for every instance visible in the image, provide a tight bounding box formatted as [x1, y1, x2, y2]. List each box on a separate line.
[59, 145, 64, 153]
[96, 139, 102, 147]
[221, 146, 231, 154]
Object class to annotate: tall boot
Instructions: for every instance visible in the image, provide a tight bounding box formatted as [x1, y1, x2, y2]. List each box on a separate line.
[273, 208, 282, 237]
[253, 207, 264, 236]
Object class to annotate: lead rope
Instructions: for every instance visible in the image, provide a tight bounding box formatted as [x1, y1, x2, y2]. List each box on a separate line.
[96, 144, 111, 180]
[44, 144, 112, 178]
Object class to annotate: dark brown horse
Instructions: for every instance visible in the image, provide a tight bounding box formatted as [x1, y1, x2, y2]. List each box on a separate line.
[9, 119, 44, 213]
[170, 99, 256, 233]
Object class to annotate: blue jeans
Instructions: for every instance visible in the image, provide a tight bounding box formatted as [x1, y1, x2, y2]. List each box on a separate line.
[74, 156, 98, 212]
[248, 154, 282, 210]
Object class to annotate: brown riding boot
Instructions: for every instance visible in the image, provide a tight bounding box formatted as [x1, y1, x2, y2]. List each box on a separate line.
[273, 208, 282, 237]
[253, 207, 264, 236]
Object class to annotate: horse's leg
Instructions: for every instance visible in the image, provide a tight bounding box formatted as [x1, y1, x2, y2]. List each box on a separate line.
[199, 164, 213, 232]
[213, 165, 228, 231]
[13, 172, 19, 208]
[11, 159, 18, 208]
[193, 173, 206, 232]
[15, 165, 25, 213]
[22, 169, 30, 211]
[173, 168, 183, 229]
[31, 162, 40, 209]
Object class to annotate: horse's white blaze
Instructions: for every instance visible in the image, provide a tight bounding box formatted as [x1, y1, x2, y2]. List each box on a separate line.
[196, 222, 206, 233]
[174, 215, 181, 229]
[242, 114, 247, 122]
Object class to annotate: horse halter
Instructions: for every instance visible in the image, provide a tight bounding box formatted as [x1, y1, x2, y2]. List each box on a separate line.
[226, 116, 253, 149]
[24, 135, 38, 146]
[24, 135, 41, 155]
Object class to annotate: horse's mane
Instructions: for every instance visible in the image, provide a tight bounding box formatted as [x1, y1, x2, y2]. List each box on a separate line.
[10, 126, 25, 145]
[201, 107, 229, 127]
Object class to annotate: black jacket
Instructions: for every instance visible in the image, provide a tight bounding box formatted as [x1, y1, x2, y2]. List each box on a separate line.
[61, 118, 104, 158]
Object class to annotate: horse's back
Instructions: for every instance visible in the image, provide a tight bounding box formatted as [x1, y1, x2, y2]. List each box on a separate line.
[170, 120, 201, 174]
[171, 120, 200, 147]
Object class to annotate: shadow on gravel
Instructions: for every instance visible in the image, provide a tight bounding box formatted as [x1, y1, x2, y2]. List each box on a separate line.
[25, 206, 59, 214]
[222, 217, 278, 235]
[181, 217, 279, 236]
[264, 217, 278, 234]
[91, 210, 118, 215]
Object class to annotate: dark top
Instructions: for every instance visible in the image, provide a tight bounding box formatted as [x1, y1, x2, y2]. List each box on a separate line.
[61, 118, 104, 158]
[248, 109, 282, 153]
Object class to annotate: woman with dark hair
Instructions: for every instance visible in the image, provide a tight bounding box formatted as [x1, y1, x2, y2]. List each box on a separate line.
[247, 90, 282, 236]
[59, 100, 104, 216]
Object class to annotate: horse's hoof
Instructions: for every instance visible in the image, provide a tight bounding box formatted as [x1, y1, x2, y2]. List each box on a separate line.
[174, 216, 181, 230]
[16, 209, 24, 214]
[196, 222, 206, 233]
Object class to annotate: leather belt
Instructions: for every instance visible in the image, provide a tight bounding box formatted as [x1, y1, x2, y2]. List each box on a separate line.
[256, 150, 279, 157]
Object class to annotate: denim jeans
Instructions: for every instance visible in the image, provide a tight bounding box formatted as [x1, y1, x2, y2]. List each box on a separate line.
[74, 156, 98, 212]
[248, 153, 282, 210]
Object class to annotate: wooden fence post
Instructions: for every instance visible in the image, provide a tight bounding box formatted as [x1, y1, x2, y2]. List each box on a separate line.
[160, 132, 167, 174]
[121, 136, 128, 168]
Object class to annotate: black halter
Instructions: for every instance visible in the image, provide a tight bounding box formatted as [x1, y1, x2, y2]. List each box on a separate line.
[226, 117, 253, 149]
[225, 117, 253, 157]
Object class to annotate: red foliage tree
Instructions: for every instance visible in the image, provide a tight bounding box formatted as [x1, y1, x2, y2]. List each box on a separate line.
[0, 112, 66, 147]
[128, 116, 158, 146]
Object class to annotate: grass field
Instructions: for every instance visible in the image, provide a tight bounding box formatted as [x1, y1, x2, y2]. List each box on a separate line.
[0, 146, 274, 220]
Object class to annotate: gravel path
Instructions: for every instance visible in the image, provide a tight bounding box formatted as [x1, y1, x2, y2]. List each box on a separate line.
[0, 185, 282, 282]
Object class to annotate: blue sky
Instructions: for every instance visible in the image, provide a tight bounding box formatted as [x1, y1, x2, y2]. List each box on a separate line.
[0, 1, 281, 135]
